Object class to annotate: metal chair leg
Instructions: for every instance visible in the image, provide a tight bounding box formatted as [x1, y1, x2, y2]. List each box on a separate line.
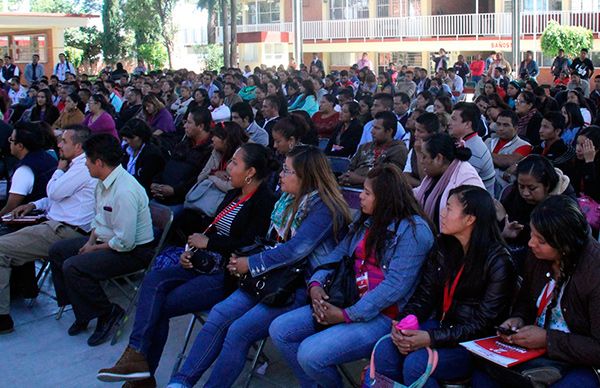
[170, 315, 199, 378]
[243, 338, 268, 388]
[56, 305, 65, 320]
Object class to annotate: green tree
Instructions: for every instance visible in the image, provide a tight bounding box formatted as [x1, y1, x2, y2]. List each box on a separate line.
[30, 0, 76, 13]
[64, 26, 103, 66]
[101, 0, 132, 63]
[137, 42, 168, 69]
[541, 20, 594, 59]
[123, 0, 176, 68]
[194, 44, 224, 71]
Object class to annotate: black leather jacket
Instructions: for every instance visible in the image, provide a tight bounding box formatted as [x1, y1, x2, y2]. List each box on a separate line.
[399, 240, 517, 348]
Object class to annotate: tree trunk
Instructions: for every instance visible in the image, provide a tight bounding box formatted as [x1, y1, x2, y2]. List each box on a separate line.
[221, 0, 230, 68]
[207, 11, 217, 44]
[230, 0, 237, 67]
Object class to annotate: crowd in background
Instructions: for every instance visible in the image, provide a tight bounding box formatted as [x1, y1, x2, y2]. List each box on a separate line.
[0, 48, 599, 388]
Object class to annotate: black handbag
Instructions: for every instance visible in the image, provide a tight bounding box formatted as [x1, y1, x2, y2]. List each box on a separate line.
[235, 237, 306, 307]
[312, 255, 360, 331]
[189, 249, 223, 274]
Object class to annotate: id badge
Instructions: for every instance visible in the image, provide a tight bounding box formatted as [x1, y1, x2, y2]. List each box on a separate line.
[356, 273, 369, 297]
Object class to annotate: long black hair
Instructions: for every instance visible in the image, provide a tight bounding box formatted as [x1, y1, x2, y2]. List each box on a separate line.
[359, 164, 433, 263]
[530, 195, 589, 328]
[442, 185, 506, 281]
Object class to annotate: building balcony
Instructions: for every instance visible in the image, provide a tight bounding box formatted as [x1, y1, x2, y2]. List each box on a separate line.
[216, 10, 600, 44]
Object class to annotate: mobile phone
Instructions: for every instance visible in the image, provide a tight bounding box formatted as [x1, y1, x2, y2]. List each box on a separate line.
[495, 326, 517, 336]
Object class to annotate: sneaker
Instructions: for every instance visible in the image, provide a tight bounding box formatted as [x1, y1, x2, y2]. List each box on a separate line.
[122, 376, 156, 388]
[67, 320, 89, 336]
[0, 314, 14, 334]
[97, 346, 151, 382]
[87, 304, 125, 347]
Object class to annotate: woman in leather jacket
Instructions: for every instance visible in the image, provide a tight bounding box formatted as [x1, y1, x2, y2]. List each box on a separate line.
[473, 195, 600, 388]
[369, 185, 517, 387]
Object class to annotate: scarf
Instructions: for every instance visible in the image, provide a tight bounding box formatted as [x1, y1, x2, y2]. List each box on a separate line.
[270, 191, 318, 241]
[517, 108, 537, 138]
[416, 159, 462, 220]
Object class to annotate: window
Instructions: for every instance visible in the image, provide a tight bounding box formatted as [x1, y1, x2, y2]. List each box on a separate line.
[330, 0, 369, 20]
[0, 36, 8, 58]
[248, 1, 280, 24]
[263, 43, 286, 64]
[571, 0, 600, 10]
[522, 0, 561, 11]
[13, 34, 47, 63]
[377, 0, 414, 18]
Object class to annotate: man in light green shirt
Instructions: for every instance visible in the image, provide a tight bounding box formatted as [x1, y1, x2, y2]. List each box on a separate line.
[48, 134, 155, 347]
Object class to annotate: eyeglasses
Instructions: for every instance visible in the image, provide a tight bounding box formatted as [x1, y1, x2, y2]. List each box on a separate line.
[8, 137, 16, 144]
[281, 165, 296, 177]
[516, 99, 528, 105]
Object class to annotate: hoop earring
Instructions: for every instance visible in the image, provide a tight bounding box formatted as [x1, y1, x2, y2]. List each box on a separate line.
[244, 176, 253, 185]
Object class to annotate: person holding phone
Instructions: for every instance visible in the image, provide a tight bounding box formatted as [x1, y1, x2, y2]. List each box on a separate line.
[97, 144, 278, 386]
[473, 196, 600, 387]
[497, 155, 576, 271]
[367, 185, 517, 387]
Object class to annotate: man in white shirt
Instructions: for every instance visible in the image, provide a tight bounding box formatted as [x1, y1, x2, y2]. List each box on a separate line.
[7, 78, 27, 106]
[48, 134, 154, 346]
[53, 53, 76, 82]
[0, 126, 97, 334]
[447, 68, 464, 99]
[209, 90, 231, 123]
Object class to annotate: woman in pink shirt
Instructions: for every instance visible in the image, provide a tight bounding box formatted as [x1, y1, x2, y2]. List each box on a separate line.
[83, 94, 118, 139]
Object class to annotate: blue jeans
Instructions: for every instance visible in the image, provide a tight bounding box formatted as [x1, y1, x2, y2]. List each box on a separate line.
[169, 287, 308, 388]
[366, 320, 473, 388]
[128, 266, 226, 373]
[472, 362, 600, 387]
[270, 305, 392, 388]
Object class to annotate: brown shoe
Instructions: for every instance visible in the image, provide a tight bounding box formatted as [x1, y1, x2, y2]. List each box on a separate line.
[122, 376, 157, 388]
[97, 346, 151, 382]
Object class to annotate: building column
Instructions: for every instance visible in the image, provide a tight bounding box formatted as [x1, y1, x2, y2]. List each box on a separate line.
[420, 0, 431, 15]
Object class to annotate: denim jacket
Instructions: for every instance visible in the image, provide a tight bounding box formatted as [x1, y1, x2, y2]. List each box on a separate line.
[310, 215, 434, 322]
[248, 196, 345, 279]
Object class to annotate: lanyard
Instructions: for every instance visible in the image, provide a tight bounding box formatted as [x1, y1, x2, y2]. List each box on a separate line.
[203, 190, 256, 234]
[537, 281, 555, 319]
[441, 264, 465, 322]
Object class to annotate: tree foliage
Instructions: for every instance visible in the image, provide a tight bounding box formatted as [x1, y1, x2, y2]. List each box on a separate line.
[123, 0, 176, 68]
[102, 0, 131, 63]
[194, 44, 224, 71]
[64, 26, 103, 66]
[541, 20, 594, 58]
[137, 42, 168, 69]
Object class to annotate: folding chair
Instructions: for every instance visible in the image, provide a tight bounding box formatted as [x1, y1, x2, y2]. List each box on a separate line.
[109, 203, 174, 345]
[27, 259, 53, 307]
[328, 156, 351, 176]
[171, 312, 276, 387]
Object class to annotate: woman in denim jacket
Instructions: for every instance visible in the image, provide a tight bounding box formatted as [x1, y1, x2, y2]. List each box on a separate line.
[167, 145, 352, 388]
[269, 164, 435, 388]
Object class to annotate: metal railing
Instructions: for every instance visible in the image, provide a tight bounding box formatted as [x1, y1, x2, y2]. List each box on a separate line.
[215, 10, 600, 43]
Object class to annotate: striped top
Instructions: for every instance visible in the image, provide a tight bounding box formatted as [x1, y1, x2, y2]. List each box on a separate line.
[214, 203, 245, 237]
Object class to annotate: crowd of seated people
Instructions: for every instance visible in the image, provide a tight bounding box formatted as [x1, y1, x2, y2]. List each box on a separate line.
[1, 56, 599, 388]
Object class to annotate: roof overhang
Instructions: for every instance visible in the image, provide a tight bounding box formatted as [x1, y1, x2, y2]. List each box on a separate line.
[0, 12, 98, 32]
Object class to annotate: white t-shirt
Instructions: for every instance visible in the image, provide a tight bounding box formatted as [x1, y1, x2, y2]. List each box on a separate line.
[9, 165, 35, 196]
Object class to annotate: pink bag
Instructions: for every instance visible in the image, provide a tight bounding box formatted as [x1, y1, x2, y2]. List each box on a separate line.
[366, 315, 438, 388]
[577, 195, 600, 230]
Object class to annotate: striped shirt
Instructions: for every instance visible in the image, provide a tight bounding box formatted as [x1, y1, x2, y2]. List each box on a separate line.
[214, 203, 245, 237]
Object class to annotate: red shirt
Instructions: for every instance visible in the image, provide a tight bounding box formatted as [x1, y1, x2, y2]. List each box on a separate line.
[470, 60, 485, 76]
[353, 230, 399, 319]
[312, 111, 340, 138]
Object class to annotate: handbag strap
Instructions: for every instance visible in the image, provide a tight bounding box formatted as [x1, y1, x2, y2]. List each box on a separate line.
[369, 334, 439, 388]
